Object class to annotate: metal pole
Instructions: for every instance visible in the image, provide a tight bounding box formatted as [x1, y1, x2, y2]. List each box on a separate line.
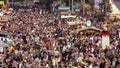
[103, 0, 106, 15]
[69, 0, 70, 9]
[83, 0, 85, 15]
[12, 0, 14, 9]
[72, 0, 73, 13]
[81, 0, 82, 6]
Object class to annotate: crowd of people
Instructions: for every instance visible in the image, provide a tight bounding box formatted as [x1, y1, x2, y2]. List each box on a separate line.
[0, 8, 120, 68]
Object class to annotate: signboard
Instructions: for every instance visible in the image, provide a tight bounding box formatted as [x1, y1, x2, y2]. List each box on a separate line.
[86, 20, 91, 26]
[61, 15, 76, 19]
[75, 9, 80, 12]
[58, 7, 70, 11]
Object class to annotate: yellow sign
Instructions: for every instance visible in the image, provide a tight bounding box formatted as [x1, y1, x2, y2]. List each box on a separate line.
[0, 1, 4, 5]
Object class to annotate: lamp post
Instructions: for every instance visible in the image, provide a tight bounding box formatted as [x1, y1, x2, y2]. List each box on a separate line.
[81, 0, 85, 15]
[69, 0, 70, 8]
[72, 0, 73, 13]
[103, 0, 106, 15]
[12, 0, 14, 8]
[118, 29, 120, 38]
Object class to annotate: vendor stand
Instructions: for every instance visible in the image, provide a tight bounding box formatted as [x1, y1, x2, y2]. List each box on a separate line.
[76, 26, 102, 40]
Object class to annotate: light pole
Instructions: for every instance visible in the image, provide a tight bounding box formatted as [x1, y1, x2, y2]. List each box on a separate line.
[69, 0, 70, 8]
[103, 0, 106, 15]
[72, 0, 73, 13]
[83, 0, 85, 15]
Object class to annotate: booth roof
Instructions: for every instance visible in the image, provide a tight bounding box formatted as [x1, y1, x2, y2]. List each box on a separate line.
[76, 26, 102, 32]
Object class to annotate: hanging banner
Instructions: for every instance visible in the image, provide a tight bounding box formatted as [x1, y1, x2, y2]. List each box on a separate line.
[101, 31, 110, 49]
[58, 7, 70, 11]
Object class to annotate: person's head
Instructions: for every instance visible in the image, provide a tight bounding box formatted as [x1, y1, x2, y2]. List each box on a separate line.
[43, 52, 47, 57]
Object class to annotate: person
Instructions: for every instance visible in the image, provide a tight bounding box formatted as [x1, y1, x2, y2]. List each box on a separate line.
[0, 7, 119, 68]
[99, 58, 106, 68]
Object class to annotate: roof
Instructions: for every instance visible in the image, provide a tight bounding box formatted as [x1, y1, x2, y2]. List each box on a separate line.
[76, 26, 102, 32]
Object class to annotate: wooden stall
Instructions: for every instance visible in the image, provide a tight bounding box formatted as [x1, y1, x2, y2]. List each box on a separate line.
[76, 26, 102, 40]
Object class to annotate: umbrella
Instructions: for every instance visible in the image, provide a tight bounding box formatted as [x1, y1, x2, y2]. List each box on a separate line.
[0, 41, 9, 47]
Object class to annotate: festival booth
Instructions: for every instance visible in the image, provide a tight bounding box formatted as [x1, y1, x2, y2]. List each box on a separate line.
[67, 17, 103, 40]
[61, 15, 76, 23]
[76, 26, 102, 40]
[61, 14, 77, 25]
